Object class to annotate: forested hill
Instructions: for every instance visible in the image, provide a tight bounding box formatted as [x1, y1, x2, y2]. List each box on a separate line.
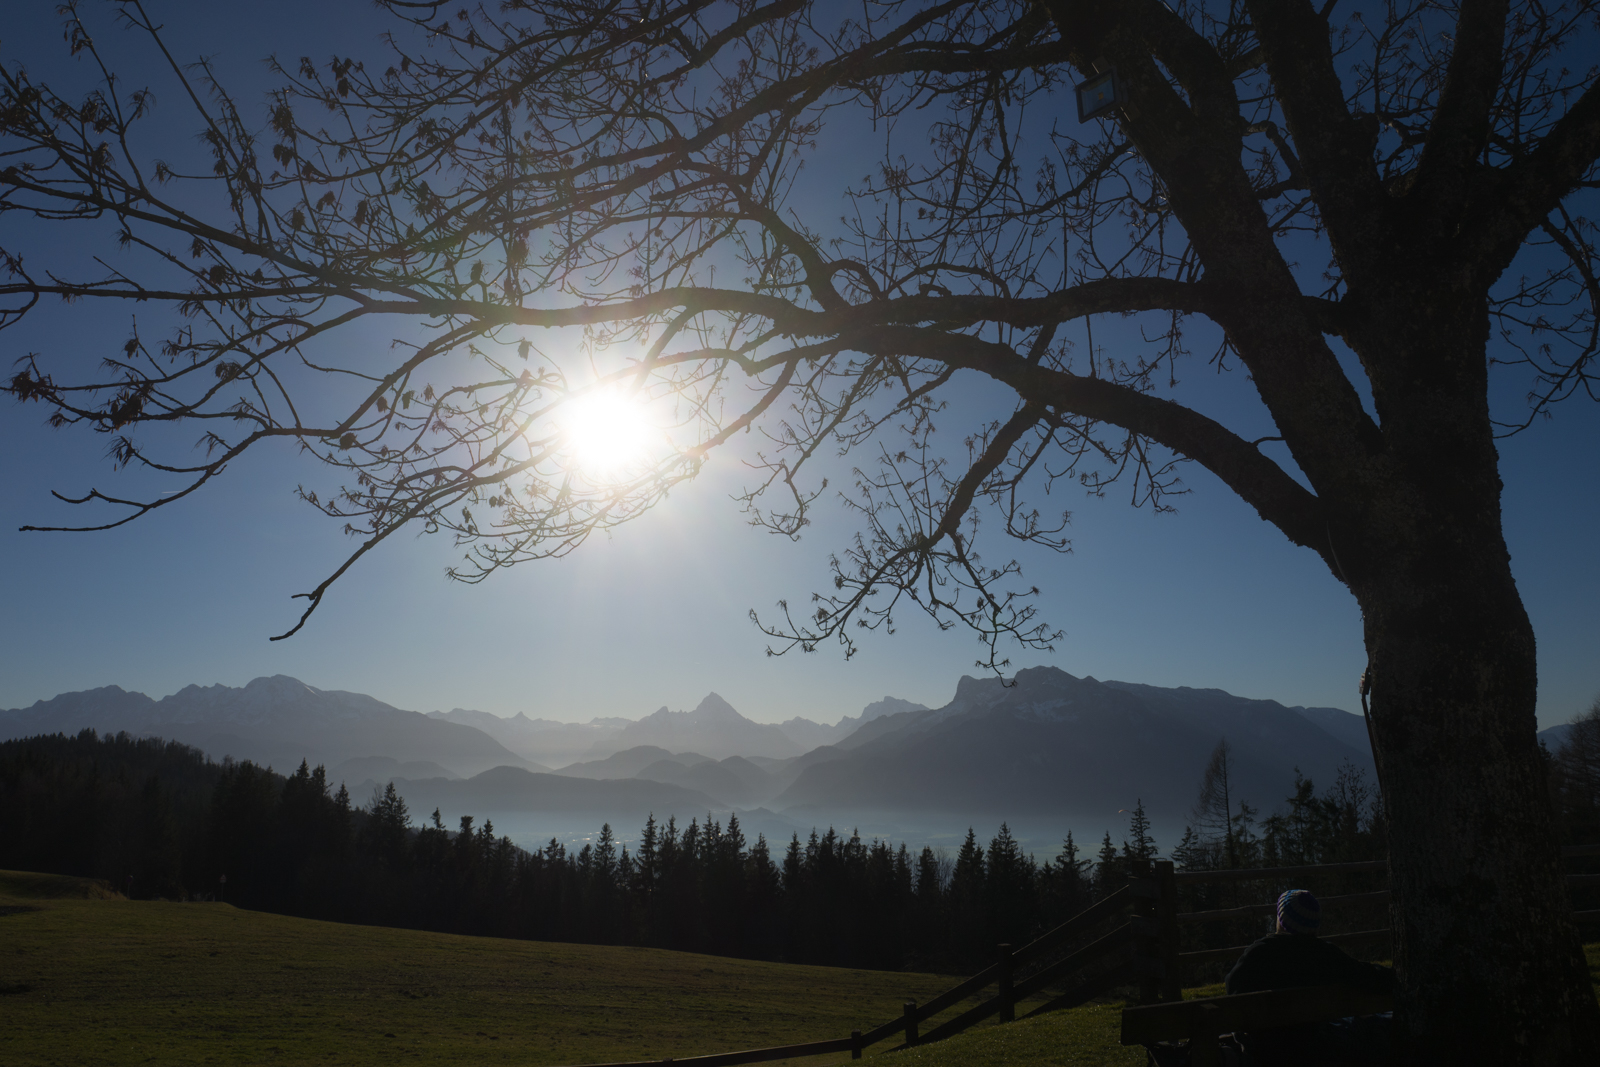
[9, 724, 1595, 972]
[3, 726, 1401, 974]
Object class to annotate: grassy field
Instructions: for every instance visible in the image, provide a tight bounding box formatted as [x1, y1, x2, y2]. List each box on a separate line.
[0, 870, 1134, 1067]
[2, 870, 1595, 1067]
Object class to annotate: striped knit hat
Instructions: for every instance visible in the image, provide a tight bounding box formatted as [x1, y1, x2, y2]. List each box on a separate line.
[1277, 889, 1321, 935]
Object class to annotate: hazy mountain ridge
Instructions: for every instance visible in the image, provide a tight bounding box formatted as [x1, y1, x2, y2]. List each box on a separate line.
[363, 765, 727, 817]
[772, 667, 1377, 826]
[5, 668, 1468, 842]
[557, 745, 714, 779]
[634, 755, 776, 808]
[775, 696, 932, 750]
[582, 693, 803, 760]
[425, 696, 929, 764]
[0, 675, 537, 779]
[425, 707, 628, 766]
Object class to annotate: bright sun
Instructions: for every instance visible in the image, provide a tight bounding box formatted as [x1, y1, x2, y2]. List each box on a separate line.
[558, 389, 659, 480]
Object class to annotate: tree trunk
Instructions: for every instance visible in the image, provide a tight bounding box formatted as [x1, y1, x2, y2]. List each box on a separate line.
[1364, 558, 1599, 1063]
[1348, 295, 1600, 1064]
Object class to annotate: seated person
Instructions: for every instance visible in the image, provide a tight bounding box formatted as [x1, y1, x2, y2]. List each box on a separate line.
[1223, 889, 1395, 1066]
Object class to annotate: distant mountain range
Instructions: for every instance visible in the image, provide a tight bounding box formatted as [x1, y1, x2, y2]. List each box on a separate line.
[587, 693, 805, 760]
[424, 707, 631, 767]
[0, 675, 538, 778]
[776, 697, 930, 751]
[425, 695, 918, 765]
[19, 666, 1567, 850]
[379, 766, 728, 824]
[766, 668, 1379, 822]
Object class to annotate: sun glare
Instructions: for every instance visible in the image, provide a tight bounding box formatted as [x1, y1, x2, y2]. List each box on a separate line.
[558, 389, 660, 480]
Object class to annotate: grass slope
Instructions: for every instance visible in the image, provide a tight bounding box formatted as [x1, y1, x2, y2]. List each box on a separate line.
[3, 871, 1595, 1067]
[0, 870, 964, 1067]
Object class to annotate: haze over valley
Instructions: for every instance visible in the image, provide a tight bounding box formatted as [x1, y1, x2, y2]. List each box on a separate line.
[0, 665, 1479, 854]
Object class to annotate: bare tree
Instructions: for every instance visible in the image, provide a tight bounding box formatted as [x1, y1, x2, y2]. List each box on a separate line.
[1192, 738, 1240, 868]
[3, 1, 1599, 1058]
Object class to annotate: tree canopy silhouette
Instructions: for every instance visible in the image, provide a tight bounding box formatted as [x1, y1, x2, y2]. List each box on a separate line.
[4, 1, 1600, 1060]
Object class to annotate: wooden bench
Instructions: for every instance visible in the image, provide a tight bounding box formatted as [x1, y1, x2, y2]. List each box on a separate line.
[1120, 985, 1393, 1066]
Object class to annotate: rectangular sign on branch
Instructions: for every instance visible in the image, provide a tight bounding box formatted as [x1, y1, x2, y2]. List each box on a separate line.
[1076, 69, 1122, 122]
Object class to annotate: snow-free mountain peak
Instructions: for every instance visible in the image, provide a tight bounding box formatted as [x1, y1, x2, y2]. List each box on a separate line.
[694, 692, 743, 720]
[582, 693, 801, 760]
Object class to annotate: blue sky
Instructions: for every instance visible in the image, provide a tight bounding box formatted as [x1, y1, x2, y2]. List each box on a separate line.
[2, 2, 1596, 730]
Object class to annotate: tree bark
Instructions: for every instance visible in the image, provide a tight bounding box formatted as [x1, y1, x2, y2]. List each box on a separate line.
[1364, 551, 1599, 1062]
[1345, 294, 1600, 1063]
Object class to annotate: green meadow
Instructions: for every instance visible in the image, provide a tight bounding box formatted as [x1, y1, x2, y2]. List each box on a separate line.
[2, 870, 1595, 1067]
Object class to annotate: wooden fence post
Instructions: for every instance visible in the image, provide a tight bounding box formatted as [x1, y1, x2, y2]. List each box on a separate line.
[1155, 859, 1182, 1001]
[903, 1001, 919, 1046]
[996, 943, 1014, 1022]
[851, 1030, 862, 1059]
[1128, 857, 1161, 1005]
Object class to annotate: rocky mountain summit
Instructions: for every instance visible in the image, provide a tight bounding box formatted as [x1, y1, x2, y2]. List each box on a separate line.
[769, 667, 1376, 822]
[582, 692, 804, 760]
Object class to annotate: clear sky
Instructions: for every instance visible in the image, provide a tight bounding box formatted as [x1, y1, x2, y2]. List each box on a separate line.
[2, 2, 1596, 730]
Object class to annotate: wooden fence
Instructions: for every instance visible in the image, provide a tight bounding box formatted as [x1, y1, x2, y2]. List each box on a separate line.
[556, 843, 1600, 1067]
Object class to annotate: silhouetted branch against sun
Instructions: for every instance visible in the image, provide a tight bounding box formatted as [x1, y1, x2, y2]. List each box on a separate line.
[9, 3, 1600, 1057]
[0, 1, 1594, 658]
[2, 0, 1269, 665]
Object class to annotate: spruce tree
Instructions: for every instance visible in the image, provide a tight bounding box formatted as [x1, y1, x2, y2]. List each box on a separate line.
[1171, 826, 1208, 871]
[1094, 831, 1122, 897]
[949, 828, 987, 966]
[984, 823, 1036, 948]
[634, 814, 659, 899]
[1041, 831, 1091, 926]
[1123, 799, 1158, 864]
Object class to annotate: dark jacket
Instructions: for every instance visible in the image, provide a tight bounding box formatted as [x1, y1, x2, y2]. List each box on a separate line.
[1223, 933, 1396, 1066]
[1225, 932, 1396, 996]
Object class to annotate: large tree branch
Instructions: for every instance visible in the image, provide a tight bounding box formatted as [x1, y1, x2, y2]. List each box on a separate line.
[845, 325, 1330, 562]
[818, 280, 1346, 336]
[1409, 0, 1509, 217]
[1044, 1, 1382, 503]
[8, 265, 1352, 348]
[1125, 0, 1240, 128]
[821, 278, 1218, 331]
[929, 401, 1046, 546]
[1466, 77, 1600, 277]
[1245, 0, 1386, 282]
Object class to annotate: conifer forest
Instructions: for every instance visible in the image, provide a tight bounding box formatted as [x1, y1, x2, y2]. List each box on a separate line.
[27, 724, 1600, 975]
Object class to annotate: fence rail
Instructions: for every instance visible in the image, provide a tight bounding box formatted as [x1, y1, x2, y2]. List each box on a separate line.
[1177, 927, 1394, 965]
[1176, 889, 1391, 924]
[1173, 859, 1386, 885]
[554, 842, 1600, 1067]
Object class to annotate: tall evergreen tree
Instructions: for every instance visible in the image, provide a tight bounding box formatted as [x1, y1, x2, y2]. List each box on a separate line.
[1123, 799, 1158, 865]
[1171, 826, 1208, 871]
[367, 782, 412, 872]
[1040, 831, 1091, 927]
[1094, 831, 1122, 897]
[984, 823, 1036, 947]
[948, 828, 988, 966]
